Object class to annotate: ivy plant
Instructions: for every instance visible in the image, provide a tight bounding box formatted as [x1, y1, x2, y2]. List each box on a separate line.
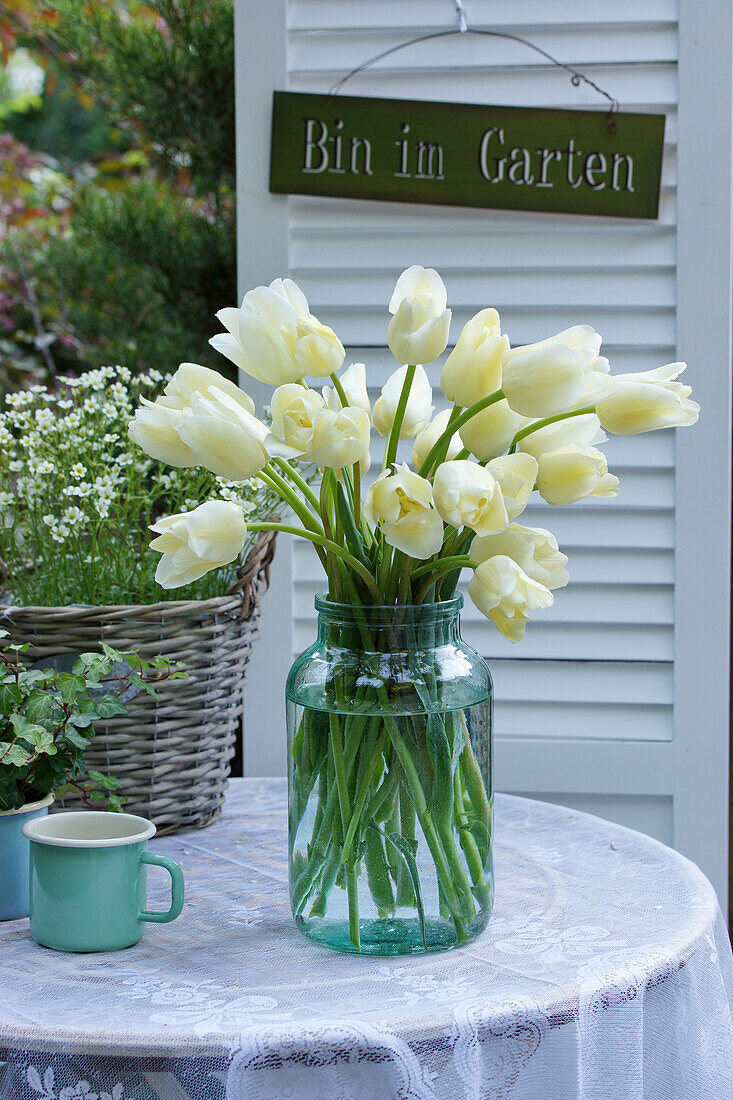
[0, 629, 183, 812]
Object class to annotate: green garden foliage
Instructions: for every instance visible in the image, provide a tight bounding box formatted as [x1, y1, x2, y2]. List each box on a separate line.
[1, 0, 236, 389]
[0, 631, 183, 811]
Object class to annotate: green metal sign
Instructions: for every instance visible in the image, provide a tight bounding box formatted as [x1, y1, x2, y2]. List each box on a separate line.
[270, 91, 665, 220]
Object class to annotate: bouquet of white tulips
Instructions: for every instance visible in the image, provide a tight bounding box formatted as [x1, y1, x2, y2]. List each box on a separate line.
[129, 265, 699, 953]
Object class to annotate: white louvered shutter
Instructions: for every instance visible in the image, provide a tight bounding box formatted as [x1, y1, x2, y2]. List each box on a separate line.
[236, 0, 731, 905]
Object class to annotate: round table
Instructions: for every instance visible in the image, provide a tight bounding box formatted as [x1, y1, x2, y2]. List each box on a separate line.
[1, 779, 731, 1100]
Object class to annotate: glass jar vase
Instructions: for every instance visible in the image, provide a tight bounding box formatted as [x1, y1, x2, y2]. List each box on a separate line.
[286, 595, 493, 956]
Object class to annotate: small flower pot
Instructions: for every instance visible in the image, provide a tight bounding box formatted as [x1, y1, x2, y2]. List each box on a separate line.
[0, 794, 54, 920]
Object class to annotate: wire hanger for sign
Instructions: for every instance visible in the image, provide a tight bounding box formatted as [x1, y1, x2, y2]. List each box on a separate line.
[328, 0, 620, 132]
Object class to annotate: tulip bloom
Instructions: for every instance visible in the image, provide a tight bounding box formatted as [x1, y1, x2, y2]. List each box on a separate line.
[150, 500, 247, 589]
[440, 309, 508, 408]
[365, 463, 443, 559]
[387, 265, 452, 365]
[267, 384, 370, 471]
[472, 523, 569, 590]
[468, 554, 553, 642]
[536, 445, 619, 506]
[412, 409, 462, 469]
[485, 452, 538, 521]
[503, 325, 615, 417]
[128, 399, 195, 467]
[433, 459, 508, 536]
[210, 278, 344, 385]
[322, 362, 371, 418]
[176, 386, 270, 481]
[518, 412, 606, 461]
[595, 362, 700, 435]
[459, 399, 527, 462]
[373, 364, 433, 439]
[129, 362, 268, 478]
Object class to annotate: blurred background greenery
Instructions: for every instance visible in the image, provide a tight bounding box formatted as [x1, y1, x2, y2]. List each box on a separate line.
[0, 0, 236, 394]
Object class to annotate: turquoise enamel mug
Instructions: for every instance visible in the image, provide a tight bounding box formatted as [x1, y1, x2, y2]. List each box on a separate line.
[22, 811, 184, 952]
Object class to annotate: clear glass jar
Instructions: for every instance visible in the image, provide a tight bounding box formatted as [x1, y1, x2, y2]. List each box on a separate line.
[286, 595, 493, 956]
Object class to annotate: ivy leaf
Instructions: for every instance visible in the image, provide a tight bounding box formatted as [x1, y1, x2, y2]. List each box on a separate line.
[64, 727, 91, 750]
[87, 769, 121, 790]
[0, 682, 23, 712]
[23, 690, 55, 723]
[94, 695, 127, 718]
[67, 712, 96, 728]
[0, 741, 32, 766]
[57, 672, 84, 704]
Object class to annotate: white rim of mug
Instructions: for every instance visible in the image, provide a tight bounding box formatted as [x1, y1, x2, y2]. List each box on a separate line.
[22, 811, 156, 847]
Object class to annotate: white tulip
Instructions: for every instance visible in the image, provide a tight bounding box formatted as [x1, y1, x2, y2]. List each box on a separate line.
[267, 384, 371, 471]
[411, 409, 462, 470]
[177, 387, 270, 481]
[150, 500, 247, 590]
[156, 362, 255, 415]
[518, 412, 606, 460]
[595, 362, 700, 435]
[459, 398, 527, 462]
[309, 407, 372, 471]
[472, 523, 569, 590]
[536, 445, 619, 506]
[373, 364, 433, 439]
[468, 554, 553, 643]
[266, 384, 326, 459]
[503, 325, 615, 417]
[322, 362, 371, 419]
[291, 314, 346, 378]
[209, 277, 344, 384]
[364, 463, 444, 559]
[502, 343, 585, 418]
[128, 363, 266, 476]
[440, 309, 508, 408]
[432, 460, 508, 536]
[387, 265, 452, 365]
[389, 265, 448, 314]
[485, 452, 538, 521]
[128, 399, 195, 467]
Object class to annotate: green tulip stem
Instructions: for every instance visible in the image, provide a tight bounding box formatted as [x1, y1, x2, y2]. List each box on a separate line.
[329, 372, 349, 408]
[418, 389, 505, 477]
[247, 522, 385, 603]
[258, 466, 323, 536]
[384, 363, 416, 471]
[511, 404, 597, 447]
[412, 556, 476, 603]
[272, 457, 321, 513]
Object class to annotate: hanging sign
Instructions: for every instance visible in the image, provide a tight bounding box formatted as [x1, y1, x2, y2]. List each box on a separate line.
[270, 91, 665, 220]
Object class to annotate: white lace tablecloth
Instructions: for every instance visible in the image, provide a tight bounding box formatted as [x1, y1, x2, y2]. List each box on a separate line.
[1, 778, 732, 1100]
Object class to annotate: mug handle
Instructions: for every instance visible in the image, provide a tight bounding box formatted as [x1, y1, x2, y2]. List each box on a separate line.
[139, 852, 185, 924]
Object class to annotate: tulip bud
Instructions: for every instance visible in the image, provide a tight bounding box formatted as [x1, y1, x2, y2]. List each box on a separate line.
[472, 523, 569, 590]
[387, 265, 452, 365]
[535, 445, 619, 506]
[157, 362, 255, 415]
[595, 362, 699, 435]
[468, 554, 553, 642]
[440, 310, 508, 407]
[150, 500, 247, 589]
[485, 452, 538, 521]
[373, 364, 433, 439]
[364, 463, 444, 559]
[411, 409, 462, 469]
[459, 399, 527, 462]
[432, 459, 508, 536]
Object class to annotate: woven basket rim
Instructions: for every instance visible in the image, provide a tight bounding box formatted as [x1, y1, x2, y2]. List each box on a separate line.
[0, 523, 278, 621]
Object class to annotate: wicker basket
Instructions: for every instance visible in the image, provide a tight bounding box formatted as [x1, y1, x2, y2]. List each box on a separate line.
[0, 528, 277, 834]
